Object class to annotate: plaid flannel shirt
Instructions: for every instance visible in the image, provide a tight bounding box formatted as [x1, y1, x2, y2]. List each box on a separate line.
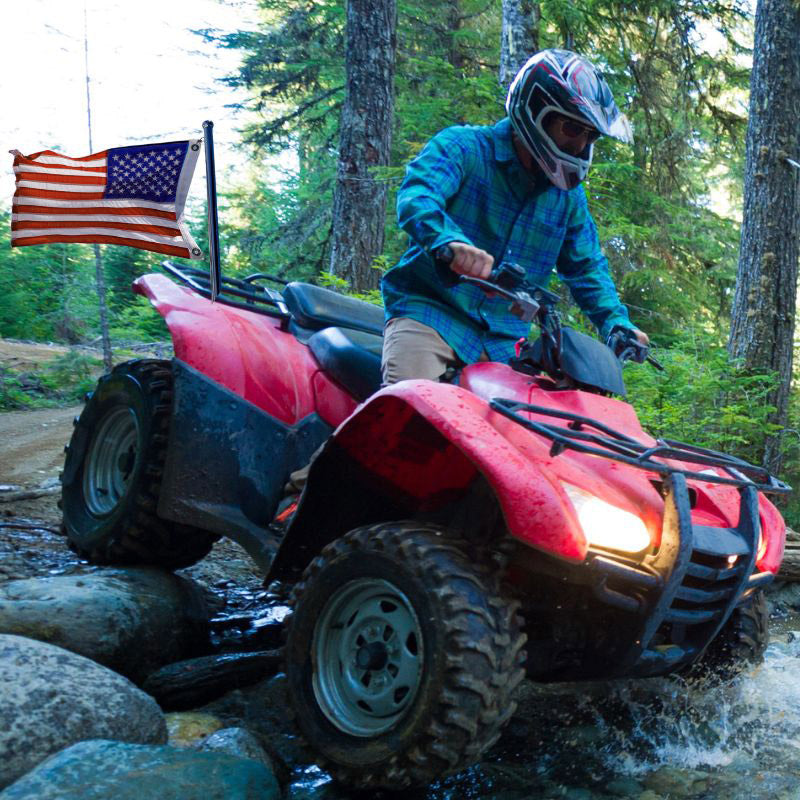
[381, 117, 632, 364]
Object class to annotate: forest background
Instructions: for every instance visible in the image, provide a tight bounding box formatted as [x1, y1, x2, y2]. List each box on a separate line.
[1, 0, 798, 523]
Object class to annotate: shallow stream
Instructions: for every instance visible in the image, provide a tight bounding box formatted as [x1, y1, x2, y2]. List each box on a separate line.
[287, 625, 800, 800]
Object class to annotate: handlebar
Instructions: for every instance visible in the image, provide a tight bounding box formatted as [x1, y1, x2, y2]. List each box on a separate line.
[434, 245, 557, 324]
[433, 244, 661, 371]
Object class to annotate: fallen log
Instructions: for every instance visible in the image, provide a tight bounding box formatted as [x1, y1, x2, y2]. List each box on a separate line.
[142, 649, 283, 710]
[778, 541, 800, 582]
[0, 486, 60, 503]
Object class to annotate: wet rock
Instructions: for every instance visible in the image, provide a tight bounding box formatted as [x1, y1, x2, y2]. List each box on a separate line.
[0, 568, 212, 682]
[197, 727, 275, 772]
[0, 634, 166, 789]
[0, 739, 280, 800]
[201, 672, 315, 770]
[643, 766, 711, 797]
[143, 649, 283, 710]
[606, 777, 645, 796]
[766, 581, 800, 618]
[166, 712, 225, 748]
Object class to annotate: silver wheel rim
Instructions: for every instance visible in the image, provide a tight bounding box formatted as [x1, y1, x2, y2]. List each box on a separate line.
[82, 407, 139, 516]
[312, 577, 424, 737]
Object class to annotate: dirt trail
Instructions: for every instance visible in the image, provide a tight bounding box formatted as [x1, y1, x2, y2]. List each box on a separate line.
[0, 340, 71, 371]
[0, 406, 80, 486]
[0, 338, 265, 593]
[0, 337, 87, 523]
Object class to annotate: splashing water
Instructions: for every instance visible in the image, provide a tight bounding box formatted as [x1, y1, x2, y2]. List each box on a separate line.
[595, 634, 800, 776]
[452, 630, 800, 799]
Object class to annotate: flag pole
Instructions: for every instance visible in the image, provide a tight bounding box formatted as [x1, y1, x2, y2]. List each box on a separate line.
[202, 120, 221, 302]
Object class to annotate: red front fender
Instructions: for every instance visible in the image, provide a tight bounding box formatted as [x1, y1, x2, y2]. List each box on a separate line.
[296, 379, 588, 563]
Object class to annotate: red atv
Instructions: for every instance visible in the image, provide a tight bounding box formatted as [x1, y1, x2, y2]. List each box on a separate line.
[60, 259, 789, 790]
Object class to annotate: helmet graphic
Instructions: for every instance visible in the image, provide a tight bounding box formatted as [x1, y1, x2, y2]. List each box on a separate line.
[506, 49, 633, 190]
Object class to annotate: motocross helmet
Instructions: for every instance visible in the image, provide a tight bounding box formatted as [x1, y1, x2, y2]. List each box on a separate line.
[506, 49, 633, 190]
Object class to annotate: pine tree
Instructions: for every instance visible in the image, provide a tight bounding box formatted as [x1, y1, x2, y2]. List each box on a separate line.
[329, 0, 397, 291]
[728, 0, 800, 474]
[499, 0, 540, 87]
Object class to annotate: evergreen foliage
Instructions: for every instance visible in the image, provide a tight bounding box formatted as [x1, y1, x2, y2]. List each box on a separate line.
[0, 1, 798, 520]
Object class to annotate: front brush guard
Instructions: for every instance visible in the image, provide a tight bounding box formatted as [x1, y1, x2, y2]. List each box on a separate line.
[612, 473, 761, 676]
[490, 398, 785, 677]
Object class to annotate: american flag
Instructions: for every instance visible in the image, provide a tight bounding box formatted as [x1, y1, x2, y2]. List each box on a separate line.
[10, 139, 202, 259]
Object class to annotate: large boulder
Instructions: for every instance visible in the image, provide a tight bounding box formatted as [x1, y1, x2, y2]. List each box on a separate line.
[0, 634, 166, 789]
[0, 740, 280, 800]
[0, 568, 211, 681]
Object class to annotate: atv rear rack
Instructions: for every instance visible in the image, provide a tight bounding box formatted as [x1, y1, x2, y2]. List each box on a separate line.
[489, 398, 790, 495]
[161, 261, 291, 321]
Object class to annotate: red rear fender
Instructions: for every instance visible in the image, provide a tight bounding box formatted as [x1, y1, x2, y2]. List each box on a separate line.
[133, 273, 353, 426]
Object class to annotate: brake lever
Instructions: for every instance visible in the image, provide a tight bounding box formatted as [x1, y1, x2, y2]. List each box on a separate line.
[433, 246, 544, 322]
[460, 276, 541, 322]
[646, 353, 664, 371]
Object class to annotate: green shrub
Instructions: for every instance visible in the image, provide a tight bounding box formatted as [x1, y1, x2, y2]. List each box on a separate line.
[624, 338, 780, 462]
[0, 350, 102, 409]
[0, 367, 32, 409]
[42, 350, 102, 402]
[108, 298, 170, 342]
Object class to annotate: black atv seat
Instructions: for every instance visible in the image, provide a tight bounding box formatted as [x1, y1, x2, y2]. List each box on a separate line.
[283, 282, 385, 336]
[308, 326, 383, 401]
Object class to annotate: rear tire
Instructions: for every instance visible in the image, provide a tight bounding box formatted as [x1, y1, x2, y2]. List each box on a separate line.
[61, 359, 218, 570]
[285, 522, 526, 790]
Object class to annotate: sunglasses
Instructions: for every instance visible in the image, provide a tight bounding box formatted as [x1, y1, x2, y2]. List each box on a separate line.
[556, 115, 601, 144]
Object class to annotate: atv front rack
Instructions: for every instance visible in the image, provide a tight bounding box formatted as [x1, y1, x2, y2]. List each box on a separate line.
[162, 261, 291, 321]
[489, 398, 791, 495]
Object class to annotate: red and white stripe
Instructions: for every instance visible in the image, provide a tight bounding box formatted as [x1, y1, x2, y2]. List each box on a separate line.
[9, 145, 202, 259]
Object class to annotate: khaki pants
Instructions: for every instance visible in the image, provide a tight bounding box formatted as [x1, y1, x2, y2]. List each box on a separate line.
[381, 316, 465, 384]
[286, 317, 470, 494]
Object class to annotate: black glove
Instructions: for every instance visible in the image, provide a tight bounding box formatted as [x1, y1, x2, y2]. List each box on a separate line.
[606, 325, 647, 364]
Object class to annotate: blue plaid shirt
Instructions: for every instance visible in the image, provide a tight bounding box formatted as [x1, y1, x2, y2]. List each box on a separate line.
[381, 117, 632, 364]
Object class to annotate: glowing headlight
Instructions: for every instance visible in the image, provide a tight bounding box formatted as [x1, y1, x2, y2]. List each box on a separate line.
[561, 482, 651, 554]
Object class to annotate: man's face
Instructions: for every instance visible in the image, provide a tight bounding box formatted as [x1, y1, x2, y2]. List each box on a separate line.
[544, 113, 600, 156]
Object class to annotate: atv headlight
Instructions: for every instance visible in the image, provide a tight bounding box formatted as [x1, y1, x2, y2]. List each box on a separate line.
[561, 482, 651, 554]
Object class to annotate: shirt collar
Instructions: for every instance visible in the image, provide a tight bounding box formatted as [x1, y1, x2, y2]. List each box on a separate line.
[491, 117, 517, 164]
[492, 116, 551, 198]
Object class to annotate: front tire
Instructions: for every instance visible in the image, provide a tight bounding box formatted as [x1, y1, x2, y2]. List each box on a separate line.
[61, 359, 218, 570]
[690, 590, 769, 682]
[285, 522, 526, 790]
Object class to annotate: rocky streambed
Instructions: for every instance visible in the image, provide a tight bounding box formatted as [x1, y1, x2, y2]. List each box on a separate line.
[3, 512, 800, 800]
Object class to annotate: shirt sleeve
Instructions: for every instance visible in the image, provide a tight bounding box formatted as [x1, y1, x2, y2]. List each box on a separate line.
[555, 187, 632, 340]
[396, 127, 476, 254]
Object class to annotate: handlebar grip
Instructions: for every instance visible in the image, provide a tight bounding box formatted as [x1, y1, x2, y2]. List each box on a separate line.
[435, 244, 454, 265]
[433, 245, 459, 287]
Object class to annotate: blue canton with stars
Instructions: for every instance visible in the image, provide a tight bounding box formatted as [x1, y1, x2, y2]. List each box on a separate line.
[104, 141, 189, 202]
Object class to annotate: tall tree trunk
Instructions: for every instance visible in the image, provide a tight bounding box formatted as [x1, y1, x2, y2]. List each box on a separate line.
[446, 0, 465, 71]
[728, 0, 800, 475]
[329, 0, 396, 292]
[499, 0, 540, 88]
